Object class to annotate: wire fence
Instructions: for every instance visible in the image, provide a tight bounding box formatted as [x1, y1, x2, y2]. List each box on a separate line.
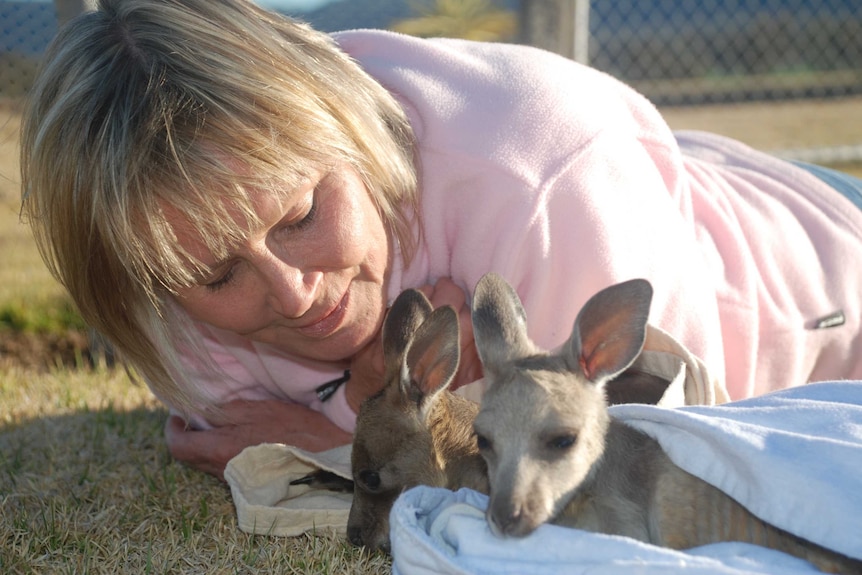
[2, 0, 861, 164]
[578, 0, 860, 106]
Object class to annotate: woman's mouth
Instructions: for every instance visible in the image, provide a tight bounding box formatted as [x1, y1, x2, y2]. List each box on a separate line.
[297, 291, 349, 338]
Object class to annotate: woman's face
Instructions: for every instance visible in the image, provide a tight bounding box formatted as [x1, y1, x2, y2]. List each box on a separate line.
[169, 164, 391, 363]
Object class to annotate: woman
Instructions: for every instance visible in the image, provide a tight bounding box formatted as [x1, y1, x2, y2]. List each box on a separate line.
[21, 0, 862, 478]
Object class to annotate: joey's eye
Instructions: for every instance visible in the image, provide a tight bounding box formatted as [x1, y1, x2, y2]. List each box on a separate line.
[475, 433, 491, 452]
[358, 470, 381, 491]
[548, 434, 577, 450]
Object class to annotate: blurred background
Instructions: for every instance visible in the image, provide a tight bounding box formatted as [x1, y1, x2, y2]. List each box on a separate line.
[2, 0, 861, 168]
[0, 0, 862, 171]
[0, 5, 859, 570]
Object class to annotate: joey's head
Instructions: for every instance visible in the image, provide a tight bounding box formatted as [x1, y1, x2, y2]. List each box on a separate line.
[347, 288, 460, 553]
[473, 356, 611, 538]
[470, 273, 652, 538]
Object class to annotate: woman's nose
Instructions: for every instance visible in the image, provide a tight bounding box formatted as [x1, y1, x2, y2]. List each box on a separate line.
[263, 259, 321, 319]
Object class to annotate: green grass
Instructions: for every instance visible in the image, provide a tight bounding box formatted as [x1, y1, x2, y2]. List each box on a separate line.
[0, 296, 87, 333]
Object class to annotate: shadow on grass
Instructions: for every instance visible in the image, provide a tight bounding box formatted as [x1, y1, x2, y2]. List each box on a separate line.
[0, 404, 238, 573]
[0, 404, 386, 574]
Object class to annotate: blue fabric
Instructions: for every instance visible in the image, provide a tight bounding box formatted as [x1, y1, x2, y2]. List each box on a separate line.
[791, 161, 862, 211]
[390, 381, 862, 575]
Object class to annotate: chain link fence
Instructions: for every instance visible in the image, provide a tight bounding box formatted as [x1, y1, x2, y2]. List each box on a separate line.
[583, 0, 861, 105]
[1, 2, 57, 98]
[2, 0, 861, 162]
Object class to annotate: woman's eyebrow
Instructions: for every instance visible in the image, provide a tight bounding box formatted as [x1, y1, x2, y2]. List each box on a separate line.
[187, 254, 233, 283]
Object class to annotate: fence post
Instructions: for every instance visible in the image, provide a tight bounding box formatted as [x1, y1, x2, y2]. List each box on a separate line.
[520, 0, 590, 64]
[571, 0, 590, 65]
[54, 0, 97, 27]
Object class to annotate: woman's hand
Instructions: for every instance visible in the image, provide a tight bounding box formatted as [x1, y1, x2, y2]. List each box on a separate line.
[164, 399, 351, 480]
[417, 278, 483, 391]
[345, 334, 387, 413]
[344, 277, 484, 414]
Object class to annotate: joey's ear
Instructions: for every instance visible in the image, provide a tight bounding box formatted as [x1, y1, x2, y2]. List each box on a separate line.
[404, 305, 461, 421]
[383, 289, 433, 380]
[471, 273, 535, 374]
[566, 279, 652, 386]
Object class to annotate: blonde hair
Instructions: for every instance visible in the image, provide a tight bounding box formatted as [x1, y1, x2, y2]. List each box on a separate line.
[20, 0, 418, 419]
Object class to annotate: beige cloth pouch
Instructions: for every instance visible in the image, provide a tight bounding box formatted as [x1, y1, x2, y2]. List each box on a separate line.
[224, 323, 728, 537]
[637, 324, 730, 406]
[455, 324, 729, 407]
[224, 443, 354, 537]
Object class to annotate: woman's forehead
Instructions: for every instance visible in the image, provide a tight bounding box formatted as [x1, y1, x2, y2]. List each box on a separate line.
[155, 169, 319, 255]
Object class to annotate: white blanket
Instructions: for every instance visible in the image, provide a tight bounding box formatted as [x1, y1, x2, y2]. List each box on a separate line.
[390, 381, 862, 574]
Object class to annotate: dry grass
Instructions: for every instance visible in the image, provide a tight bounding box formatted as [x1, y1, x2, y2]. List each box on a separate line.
[0, 369, 391, 574]
[0, 363, 390, 574]
[661, 96, 862, 178]
[1, 94, 860, 574]
[0, 101, 68, 307]
[0, 100, 390, 574]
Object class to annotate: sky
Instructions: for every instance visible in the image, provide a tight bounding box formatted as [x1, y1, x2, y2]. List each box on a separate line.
[16, 0, 339, 9]
[256, 0, 337, 11]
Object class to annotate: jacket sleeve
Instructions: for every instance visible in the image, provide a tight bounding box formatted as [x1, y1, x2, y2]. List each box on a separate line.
[167, 322, 360, 432]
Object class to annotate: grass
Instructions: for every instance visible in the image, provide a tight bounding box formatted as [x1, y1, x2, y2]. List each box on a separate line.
[0, 370, 392, 573]
[0, 296, 87, 333]
[0, 101, 391, 574]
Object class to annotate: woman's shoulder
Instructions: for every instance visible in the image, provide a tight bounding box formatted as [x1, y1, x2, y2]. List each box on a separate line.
[333, 29, 649, 144]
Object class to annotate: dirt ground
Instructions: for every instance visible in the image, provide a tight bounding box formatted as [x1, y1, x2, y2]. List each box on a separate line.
[660, 96, 862, 176]
[0, 329, 93, 371]
[1, 96, 861, 370]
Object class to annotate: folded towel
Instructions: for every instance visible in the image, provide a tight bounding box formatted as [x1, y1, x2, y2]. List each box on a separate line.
[391, 487, 837, 575]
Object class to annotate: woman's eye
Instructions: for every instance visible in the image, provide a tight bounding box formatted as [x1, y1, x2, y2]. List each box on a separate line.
[204, 266, 236, 292]
[287, 192, 318, 232]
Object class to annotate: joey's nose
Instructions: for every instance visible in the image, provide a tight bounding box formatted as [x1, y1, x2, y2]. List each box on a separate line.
[346, 526, 391, 554]
[346, 525, 363, 547]
[488, 503, 532, 538]
[378, 538, 391, 555]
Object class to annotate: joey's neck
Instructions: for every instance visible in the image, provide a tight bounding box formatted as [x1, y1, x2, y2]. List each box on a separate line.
[427, 392, 478, 450]
[568, 419, 661, 524]
[428, 393, 488, 493]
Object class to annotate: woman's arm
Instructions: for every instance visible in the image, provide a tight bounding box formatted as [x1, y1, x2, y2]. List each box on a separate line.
[164, 399, 352, 480]
[166, 278, 481, 479]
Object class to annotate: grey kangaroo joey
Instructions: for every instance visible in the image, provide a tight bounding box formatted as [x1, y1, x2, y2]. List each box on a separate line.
[347, 288, 488, 553]
[471, 272, 862, 575]
[347, 279, 677, 553]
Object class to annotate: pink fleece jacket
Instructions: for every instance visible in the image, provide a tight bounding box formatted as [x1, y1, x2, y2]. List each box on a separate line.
[183, 30, 862, 432]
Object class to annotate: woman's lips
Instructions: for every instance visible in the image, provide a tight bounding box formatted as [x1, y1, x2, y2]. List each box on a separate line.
[297, 291, 349, 338]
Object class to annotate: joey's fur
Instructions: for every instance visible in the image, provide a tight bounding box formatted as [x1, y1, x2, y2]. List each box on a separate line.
[346, 289, 488, 552]
[471, 272, 862, 574]
[348, 281, 681, 554]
